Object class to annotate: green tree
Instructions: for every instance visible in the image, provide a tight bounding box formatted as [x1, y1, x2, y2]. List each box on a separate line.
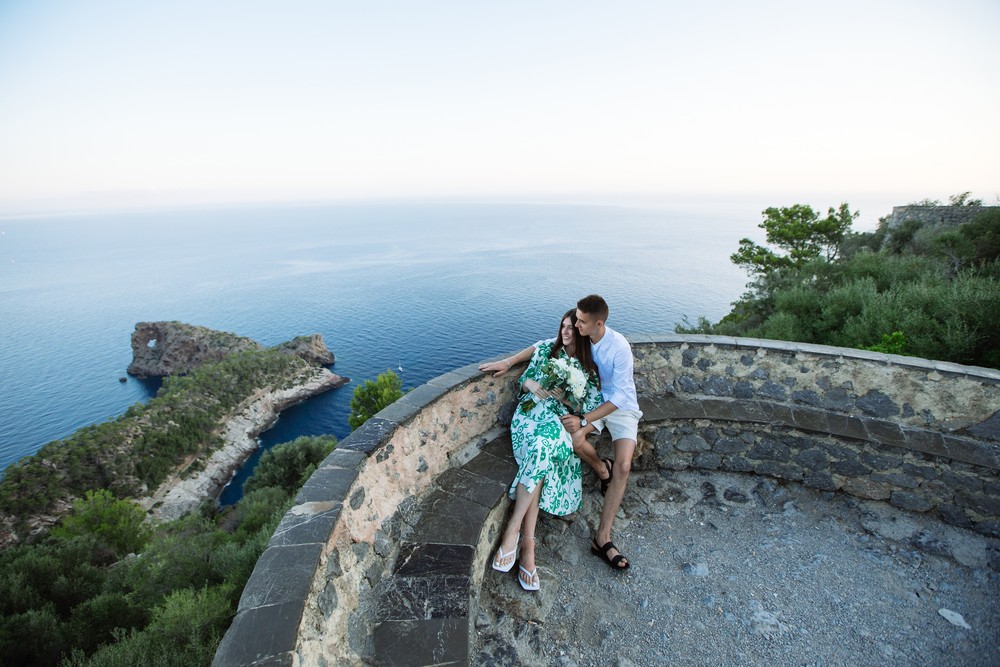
[731, 203, 859, 279]
[348, 370, 404, 430]
[52, 490, 150, 562]
[242, 435, 337, 497]
[948, 191, 983, 207]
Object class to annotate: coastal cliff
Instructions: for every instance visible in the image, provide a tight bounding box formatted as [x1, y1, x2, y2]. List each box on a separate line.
[128, 321, 262, 377]
[0, 325, 348, 549]
[142, 367, 346, 521]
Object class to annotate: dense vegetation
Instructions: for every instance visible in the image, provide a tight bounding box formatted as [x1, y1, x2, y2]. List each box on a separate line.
[0, 348, 317, 537]
[348, 369, 404, 430]
[0, 435, 336, 667]
[680, 195, 1000, 369]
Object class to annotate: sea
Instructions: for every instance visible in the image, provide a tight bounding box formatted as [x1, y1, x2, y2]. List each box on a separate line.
[0, 201, 756, 502]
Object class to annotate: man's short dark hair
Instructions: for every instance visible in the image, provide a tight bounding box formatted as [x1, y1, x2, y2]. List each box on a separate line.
[577, 294, 609, 322]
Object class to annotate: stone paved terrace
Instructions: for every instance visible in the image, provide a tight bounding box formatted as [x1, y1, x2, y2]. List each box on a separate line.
[211, 335, 1000, 666]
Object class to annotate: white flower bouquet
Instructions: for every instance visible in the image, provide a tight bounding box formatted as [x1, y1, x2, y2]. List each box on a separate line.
[520, 355, 589, 414]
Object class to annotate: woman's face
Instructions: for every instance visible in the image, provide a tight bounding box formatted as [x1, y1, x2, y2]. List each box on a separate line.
[560, 317, 576, 347]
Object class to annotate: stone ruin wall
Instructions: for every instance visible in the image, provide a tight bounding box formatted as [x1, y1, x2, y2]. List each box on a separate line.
[212, 335, 1000, 666]
[882, 205, 997, 230]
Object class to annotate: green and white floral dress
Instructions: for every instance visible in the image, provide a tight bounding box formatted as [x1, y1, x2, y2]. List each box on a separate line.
[509, 339, 603, 516]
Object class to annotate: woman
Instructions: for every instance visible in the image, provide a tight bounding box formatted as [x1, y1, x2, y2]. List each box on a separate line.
[478, 309, 603, 591]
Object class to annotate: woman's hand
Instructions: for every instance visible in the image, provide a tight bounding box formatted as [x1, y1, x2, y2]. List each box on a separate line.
[523, 379, 556, 401]
[479, 358, 512, 377]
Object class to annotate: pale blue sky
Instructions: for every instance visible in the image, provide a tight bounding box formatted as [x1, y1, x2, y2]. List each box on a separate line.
[0, 1, 997, 221]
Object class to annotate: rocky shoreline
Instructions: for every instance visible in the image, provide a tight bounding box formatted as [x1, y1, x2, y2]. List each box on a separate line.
[141, 367, 347, 521]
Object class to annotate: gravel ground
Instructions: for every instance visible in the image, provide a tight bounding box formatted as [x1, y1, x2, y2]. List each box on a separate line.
[472, 469, 1000, 667]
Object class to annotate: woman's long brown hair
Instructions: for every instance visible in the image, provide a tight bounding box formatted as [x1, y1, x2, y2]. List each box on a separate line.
[549, 308, 599, 385]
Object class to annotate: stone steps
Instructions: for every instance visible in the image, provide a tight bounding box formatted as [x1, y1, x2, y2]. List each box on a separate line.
[372, 435, 517, 666]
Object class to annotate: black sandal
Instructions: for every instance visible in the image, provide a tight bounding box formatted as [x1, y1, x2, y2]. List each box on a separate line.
[591, 539, 630, 570]
[599, 458, 614, 496]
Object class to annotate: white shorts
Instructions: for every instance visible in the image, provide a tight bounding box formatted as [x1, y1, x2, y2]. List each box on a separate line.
[592, 409, 642, 443]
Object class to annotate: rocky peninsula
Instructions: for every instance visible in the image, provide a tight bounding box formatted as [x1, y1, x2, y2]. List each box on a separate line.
[0, 323, 347, 548]
[141, 366, 345, 522]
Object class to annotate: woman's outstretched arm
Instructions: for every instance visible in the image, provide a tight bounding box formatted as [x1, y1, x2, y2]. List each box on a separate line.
[479, 345, 535, 377]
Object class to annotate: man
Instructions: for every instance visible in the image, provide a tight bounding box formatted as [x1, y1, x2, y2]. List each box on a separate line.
[560, 294, 641, 570]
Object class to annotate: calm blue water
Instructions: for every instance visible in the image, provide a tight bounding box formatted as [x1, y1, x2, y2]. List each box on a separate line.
[0, 201, 754, 500]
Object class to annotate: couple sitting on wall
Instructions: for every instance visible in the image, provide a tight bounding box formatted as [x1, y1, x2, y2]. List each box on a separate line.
[478, 294, 642, 591]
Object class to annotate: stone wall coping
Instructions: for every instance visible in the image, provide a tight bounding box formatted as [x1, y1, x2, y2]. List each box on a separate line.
[627, 334, 1000, 381]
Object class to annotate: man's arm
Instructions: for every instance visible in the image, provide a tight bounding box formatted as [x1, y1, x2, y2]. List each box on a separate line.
[560, 400, 618, 434]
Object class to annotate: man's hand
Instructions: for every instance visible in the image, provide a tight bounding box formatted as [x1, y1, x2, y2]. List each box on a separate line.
[560, 414, 582, 433]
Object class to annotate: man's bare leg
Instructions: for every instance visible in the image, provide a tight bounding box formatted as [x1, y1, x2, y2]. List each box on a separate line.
[593, 437, 635, 567]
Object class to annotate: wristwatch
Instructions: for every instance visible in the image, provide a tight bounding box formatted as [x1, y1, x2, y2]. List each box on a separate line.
[579, 416, 588, 427]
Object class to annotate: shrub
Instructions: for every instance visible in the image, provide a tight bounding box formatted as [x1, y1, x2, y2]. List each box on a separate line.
[348, 370, 404, 430]
[242, 435, 337, 497]
[52, 490, 150, 562]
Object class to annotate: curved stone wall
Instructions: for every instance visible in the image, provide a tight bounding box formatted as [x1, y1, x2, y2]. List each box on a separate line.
[631, 335, 1000, 533]
[213, 335, 1000, 666]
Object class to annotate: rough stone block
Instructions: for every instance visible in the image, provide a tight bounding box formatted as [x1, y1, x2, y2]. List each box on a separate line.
[239, 543, 323, 610]
[676, 434, 711, 453]
[789, 407, 830, 435]
[269, 501, 343, 548]
[393, 542, 475, 578]
[822, 387, 853, 412]
[677, 375, 701, 393]
[902, 462, 939, 481]
[714, 438, 748, 455]
[825, 414, 869, 442]
[941, 470, 985, 494]
[841, 477, 892, 500]
[819, 441, 861, 461]
[721, 456, 754, 473]
[748, 437, 790, 463]
[793, 448, 829, 471]
[890, 490, 933, 512]
[211, 603, 303, 667]
[754, 461, 802, 481]
[871, 472, 920, 490]
[964, 409, 1000, 441]
[724, 400, 768, 423]
[856, 389, 901, 418]
[829, 458, 871, 477]
[865, 420, 906, 448]
[703, 376, 734, 396]
[861, 450, 902, 471]
[373, 617, 469, 666]
[802, 471, 838, 491]
[936, 503, 974, 529]
[958, 491, 1000, 517]
[791, 390, 822, 407]
[413, 495, 491, 547]
[693, 453, 722, 469]
[699, 399, 738, 422]
[479, 435, 514, 461]
[377, 574, 471, 622]
[435, 467, 507, 509]
[757, 381, 788, 401]
[733, 381, 755, 399]
[657, 452, 691, 471]
[295, 462, 359, 504]
[759, 402, 795, 427]
[339, 417, 397, 455]
[940, 435, 1000, 469]
[463, 450, 517, 485]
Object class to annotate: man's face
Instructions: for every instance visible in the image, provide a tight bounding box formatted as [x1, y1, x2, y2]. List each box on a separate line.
[575, 309, 597, 337]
